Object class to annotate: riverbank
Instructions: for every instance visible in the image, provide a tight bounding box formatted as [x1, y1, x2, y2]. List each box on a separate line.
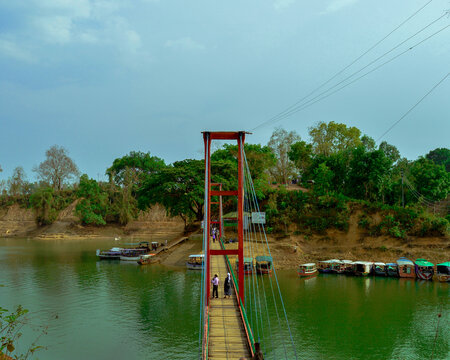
[1, 203, 448, 270]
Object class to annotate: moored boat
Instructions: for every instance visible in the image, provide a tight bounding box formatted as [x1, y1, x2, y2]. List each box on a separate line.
[373, 262, 387, 276]
[120, 242, 151, 261]
[353, 261, 373, 276]
[236, 257, 254, 275]
[96, 247, 123, 260]
[396, 257, 415, 278]
[137, 253, 156, 265]
[255, 256, 273, 275]
[330, 260, 344, 274]
[317, 259, 339, 273]
[436, 262, 450, 282]
[414, 258, 434, 281]
[343, 260, 355, 275]
[298, 263, 317, 277]
[186, 254, 204, 270]
[386, 263, 399, 277]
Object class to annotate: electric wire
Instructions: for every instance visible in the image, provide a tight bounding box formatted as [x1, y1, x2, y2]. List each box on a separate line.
[253, 0, 435, 130]
[376, 72, 450, 142]
[253, 21, 449, 131]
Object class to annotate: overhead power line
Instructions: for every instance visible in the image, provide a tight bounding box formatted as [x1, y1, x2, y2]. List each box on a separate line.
[252, 5, 449, 131]
[253, 0, 434, 130]
[253, 24, 449, 130]
[376, 72, 449, 142]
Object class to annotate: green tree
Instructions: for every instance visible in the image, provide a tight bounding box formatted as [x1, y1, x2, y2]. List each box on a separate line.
[288, 141, 313, 179]
[346, 146, 393, 201]
[211, 143, 275, 181]
[75, 175, 109, 225]
[33, 145, 79, 190]
[379, 141, 401, 164]
[426, 147, 450, 172]
[138, 159, 234, 226]
[267, 128, 301, 183]
[106, 151, 166, 187]
[409, 158, 449, 201]
[361, 135, 376, 151]
[309, 121, 361, 156]
[30, 187, 59, 225]
[111, 168, 138, 225]
[312, 162, 334, 194]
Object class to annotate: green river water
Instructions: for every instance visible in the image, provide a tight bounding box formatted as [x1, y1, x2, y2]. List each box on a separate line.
[0, 238, 448, 359]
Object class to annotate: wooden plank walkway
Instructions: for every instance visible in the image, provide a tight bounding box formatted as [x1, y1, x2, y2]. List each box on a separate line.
[208, 241, 251, 360]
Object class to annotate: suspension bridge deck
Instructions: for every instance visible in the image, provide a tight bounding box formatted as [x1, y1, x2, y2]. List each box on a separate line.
[207, 241, 252, 359]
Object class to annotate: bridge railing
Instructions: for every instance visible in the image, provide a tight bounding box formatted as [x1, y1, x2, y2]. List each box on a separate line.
[220, 238, 256, 356]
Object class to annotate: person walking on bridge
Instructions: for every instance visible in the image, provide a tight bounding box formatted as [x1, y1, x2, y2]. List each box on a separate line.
[224, 272, 232, 298]
[211, 274, 219, 298]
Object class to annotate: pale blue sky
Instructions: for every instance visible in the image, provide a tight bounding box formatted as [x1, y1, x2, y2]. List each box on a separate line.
[0, 0, 449, 182]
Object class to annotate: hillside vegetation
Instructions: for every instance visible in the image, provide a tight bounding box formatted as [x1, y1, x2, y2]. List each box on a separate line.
[0, 122, 448, 241]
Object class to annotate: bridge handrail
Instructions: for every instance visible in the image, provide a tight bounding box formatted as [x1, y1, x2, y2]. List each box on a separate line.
[220, 238, 256, 356]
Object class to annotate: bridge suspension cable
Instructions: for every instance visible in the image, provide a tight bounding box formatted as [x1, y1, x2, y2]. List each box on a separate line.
[241, 144, 299, 359]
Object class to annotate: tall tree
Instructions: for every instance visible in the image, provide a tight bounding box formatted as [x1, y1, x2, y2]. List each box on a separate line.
[409, 158, 449, 201]
[34, 145, 79, 190]
[106, 151, 166, 187]
[288, 140, 313, 179]
[75, 174, 109, 225]
[268, 128, 300, 184]
[309, 121, 361, 156]
[379, 141, 401, 164]
[138, 159, 234, 226]
[346, 146, 393, 201]
[426, 148, 450, 172]
[7, 166, 28, 196]
[211, 143, 276, 180]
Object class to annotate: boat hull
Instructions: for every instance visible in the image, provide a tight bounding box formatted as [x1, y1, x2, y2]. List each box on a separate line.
[186, 262, 203, 270]
[437, 274, 450, 282]
[120, 256, 141, 261]
[415, 265, 434, 281]
[298, 270, 317, 277]
[98, 254, 121, 260]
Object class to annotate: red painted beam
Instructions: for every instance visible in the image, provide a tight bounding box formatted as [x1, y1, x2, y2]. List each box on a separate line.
[210, 183, 222, 187]
[211, 190, 238, 196]
[210, 249, 239, 256]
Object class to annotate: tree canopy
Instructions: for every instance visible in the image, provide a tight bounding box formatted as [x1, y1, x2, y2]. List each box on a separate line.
[33, 145, 79, 190]
[309, 121, 362, 155]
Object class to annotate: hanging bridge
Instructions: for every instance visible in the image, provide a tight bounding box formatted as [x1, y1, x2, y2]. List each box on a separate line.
[198, 131, 297, 360]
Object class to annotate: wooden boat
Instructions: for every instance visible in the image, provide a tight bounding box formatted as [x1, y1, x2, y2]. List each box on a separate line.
[330, 260, 344, 274]
[373, 262, 387, 276]
[96, 247, 123, 260]
[186, 254, 204, 270]
[297, 263, 317, 277]
[436, 262, 450, 282]
[343, 261, 355, 275]
[396, 257, 415, 278]
[137, 253, 156, 265]
[120, 242, 151, 261]
[236, 257, 253, 275]
[414, 258, 434, 281]
[352, 261, 373, 276]
[255, 256, 273, 275]
[317, 259, 339, 273]
[386, 263, 399, 277]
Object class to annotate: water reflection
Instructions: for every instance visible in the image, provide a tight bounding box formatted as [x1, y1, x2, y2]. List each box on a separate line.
[0, 239, 448, 360]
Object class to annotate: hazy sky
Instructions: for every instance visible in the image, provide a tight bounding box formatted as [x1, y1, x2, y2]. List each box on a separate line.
[0, 0, 449, 182]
